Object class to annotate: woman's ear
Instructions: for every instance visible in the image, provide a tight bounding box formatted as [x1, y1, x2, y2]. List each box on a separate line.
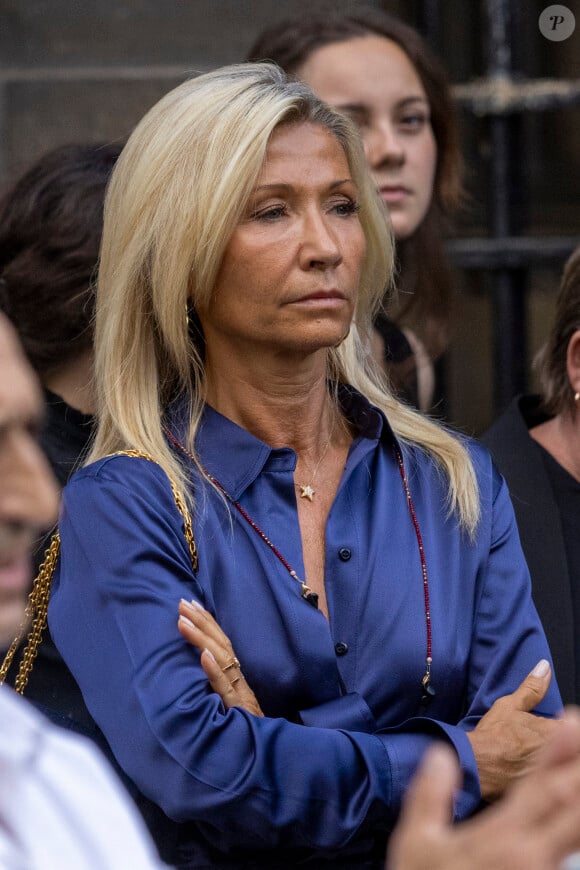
[566, 329, 580, 400]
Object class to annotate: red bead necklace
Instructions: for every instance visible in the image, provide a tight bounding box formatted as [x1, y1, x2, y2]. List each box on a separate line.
[163, 425, 434, 707]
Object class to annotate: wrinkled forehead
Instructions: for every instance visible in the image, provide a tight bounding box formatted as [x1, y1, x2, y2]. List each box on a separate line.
[258, 120, 352, 176]
[0, 315, 42, 428]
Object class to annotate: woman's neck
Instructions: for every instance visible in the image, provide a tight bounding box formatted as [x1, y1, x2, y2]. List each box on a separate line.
[204, 354, 340, 454]
[530, 412, 580, 483]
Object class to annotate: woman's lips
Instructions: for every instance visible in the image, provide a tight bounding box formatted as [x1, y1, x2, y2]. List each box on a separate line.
[291, 290, 347, 306]
[379, 186, 410, 204]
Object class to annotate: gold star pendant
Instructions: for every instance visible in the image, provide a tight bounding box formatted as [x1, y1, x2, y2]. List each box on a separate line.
[298, 484, 315, 502]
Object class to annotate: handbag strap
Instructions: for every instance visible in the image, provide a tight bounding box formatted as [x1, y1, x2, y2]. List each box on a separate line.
[0, 449, 198, 694]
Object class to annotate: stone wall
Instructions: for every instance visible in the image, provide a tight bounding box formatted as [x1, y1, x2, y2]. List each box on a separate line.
[0, 0, 389, 181]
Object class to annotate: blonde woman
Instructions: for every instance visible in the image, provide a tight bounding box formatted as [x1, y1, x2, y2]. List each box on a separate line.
[49, 64, 560, 869]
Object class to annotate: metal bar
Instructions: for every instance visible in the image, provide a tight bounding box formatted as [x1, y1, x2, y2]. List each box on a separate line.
[453, 76, 580, 115]
[416, 0, 442, 47]
[487, 0, 512, 73]
[483, 0, 529, 411]
[490, 114, 511, 236]
[491, 270, 527, 410]
[0, 84, 6, 183]
[446, 236, 580, 269]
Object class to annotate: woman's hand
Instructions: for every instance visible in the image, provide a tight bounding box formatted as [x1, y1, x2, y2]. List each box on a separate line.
[387, 707, 580, 870]
[466, 659, 560, 801]
[178, 599, 264, 717]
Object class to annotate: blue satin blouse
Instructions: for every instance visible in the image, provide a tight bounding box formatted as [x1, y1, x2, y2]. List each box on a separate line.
[48, 388, 561, 866]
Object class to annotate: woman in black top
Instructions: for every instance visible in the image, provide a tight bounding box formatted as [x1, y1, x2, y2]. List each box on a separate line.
[483, 247, 580, 704]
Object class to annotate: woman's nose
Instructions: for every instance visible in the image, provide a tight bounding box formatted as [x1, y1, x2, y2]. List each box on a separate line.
[299, 211, 343, 270]
[365, 120, 405, 169]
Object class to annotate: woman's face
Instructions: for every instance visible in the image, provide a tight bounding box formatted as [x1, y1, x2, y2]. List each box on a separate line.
[198, 122, 365, 363]
[297, 35, 437, 240]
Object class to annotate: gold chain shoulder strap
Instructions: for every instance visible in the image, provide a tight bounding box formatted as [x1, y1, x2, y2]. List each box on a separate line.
[0, 531, 60, 692]
[0, 449, 198, 694]
[117, 450, 198, 573]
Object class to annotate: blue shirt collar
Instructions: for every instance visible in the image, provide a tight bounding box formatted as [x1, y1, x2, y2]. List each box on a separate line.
[167, 385, 397, 500]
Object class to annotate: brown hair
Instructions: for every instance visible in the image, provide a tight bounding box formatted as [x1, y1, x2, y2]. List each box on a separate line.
[537, 247, 580, 418]
[247, 7, 464, 357]
[0, 142, 122, 376]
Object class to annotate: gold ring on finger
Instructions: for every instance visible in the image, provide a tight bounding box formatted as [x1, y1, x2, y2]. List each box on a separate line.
[230, 675, 241, 685]
[222, 656, 241, 672]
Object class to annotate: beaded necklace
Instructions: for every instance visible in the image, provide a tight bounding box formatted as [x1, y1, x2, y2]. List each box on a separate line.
[163, 425, 435, 708]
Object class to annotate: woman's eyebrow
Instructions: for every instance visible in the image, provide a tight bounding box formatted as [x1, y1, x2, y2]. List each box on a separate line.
[254, 178, 355, 192]
[336, 96, 429, 112]
[253, 183, 291, 192]
[396, 96, 429, 108]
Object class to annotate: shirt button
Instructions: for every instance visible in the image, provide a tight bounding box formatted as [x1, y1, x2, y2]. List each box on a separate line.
[338, 547, 351, 562]
[335, 641, 349, 656]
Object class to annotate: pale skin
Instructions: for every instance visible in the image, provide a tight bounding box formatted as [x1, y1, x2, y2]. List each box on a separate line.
[297, 35, 437, 242]
[529, 329, 580, 484]
[178, 120, 558, 804]
[386, 708, 580, 870]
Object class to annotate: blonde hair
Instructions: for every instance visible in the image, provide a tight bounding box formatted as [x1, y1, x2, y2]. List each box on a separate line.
[91, 62, 479, 535]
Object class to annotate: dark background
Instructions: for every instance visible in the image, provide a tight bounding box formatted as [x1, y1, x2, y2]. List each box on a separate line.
[1, 0, 579, 433]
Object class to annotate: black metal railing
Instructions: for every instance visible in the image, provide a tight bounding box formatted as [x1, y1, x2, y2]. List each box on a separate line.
[416, 0, 580, 414]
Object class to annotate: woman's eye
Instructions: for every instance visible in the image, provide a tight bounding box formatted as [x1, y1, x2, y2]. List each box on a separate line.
[332, 200, 360, 217]
[253, 205, 286, 221]
[400, 114, 428, 131]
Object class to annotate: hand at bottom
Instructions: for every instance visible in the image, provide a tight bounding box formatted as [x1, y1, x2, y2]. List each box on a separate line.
[387, 707, 580, 870]
[466, 659, 558, 800]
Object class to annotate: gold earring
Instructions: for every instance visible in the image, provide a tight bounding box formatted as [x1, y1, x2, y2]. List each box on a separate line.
[575, 391, 580, 403]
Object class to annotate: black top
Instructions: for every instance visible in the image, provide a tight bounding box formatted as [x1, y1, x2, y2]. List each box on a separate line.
[41, 388, 94, 486]
[539, 447, 580, 701]
[482, 395, 576, 704]
[373, 312, 419, 408]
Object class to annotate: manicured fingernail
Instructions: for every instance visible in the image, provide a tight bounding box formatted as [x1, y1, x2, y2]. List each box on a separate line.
[180, 598, 203, 612]
[532, 659, 550, 677]
[178, 614, 195, 629]
[204, 648, 216, 663]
